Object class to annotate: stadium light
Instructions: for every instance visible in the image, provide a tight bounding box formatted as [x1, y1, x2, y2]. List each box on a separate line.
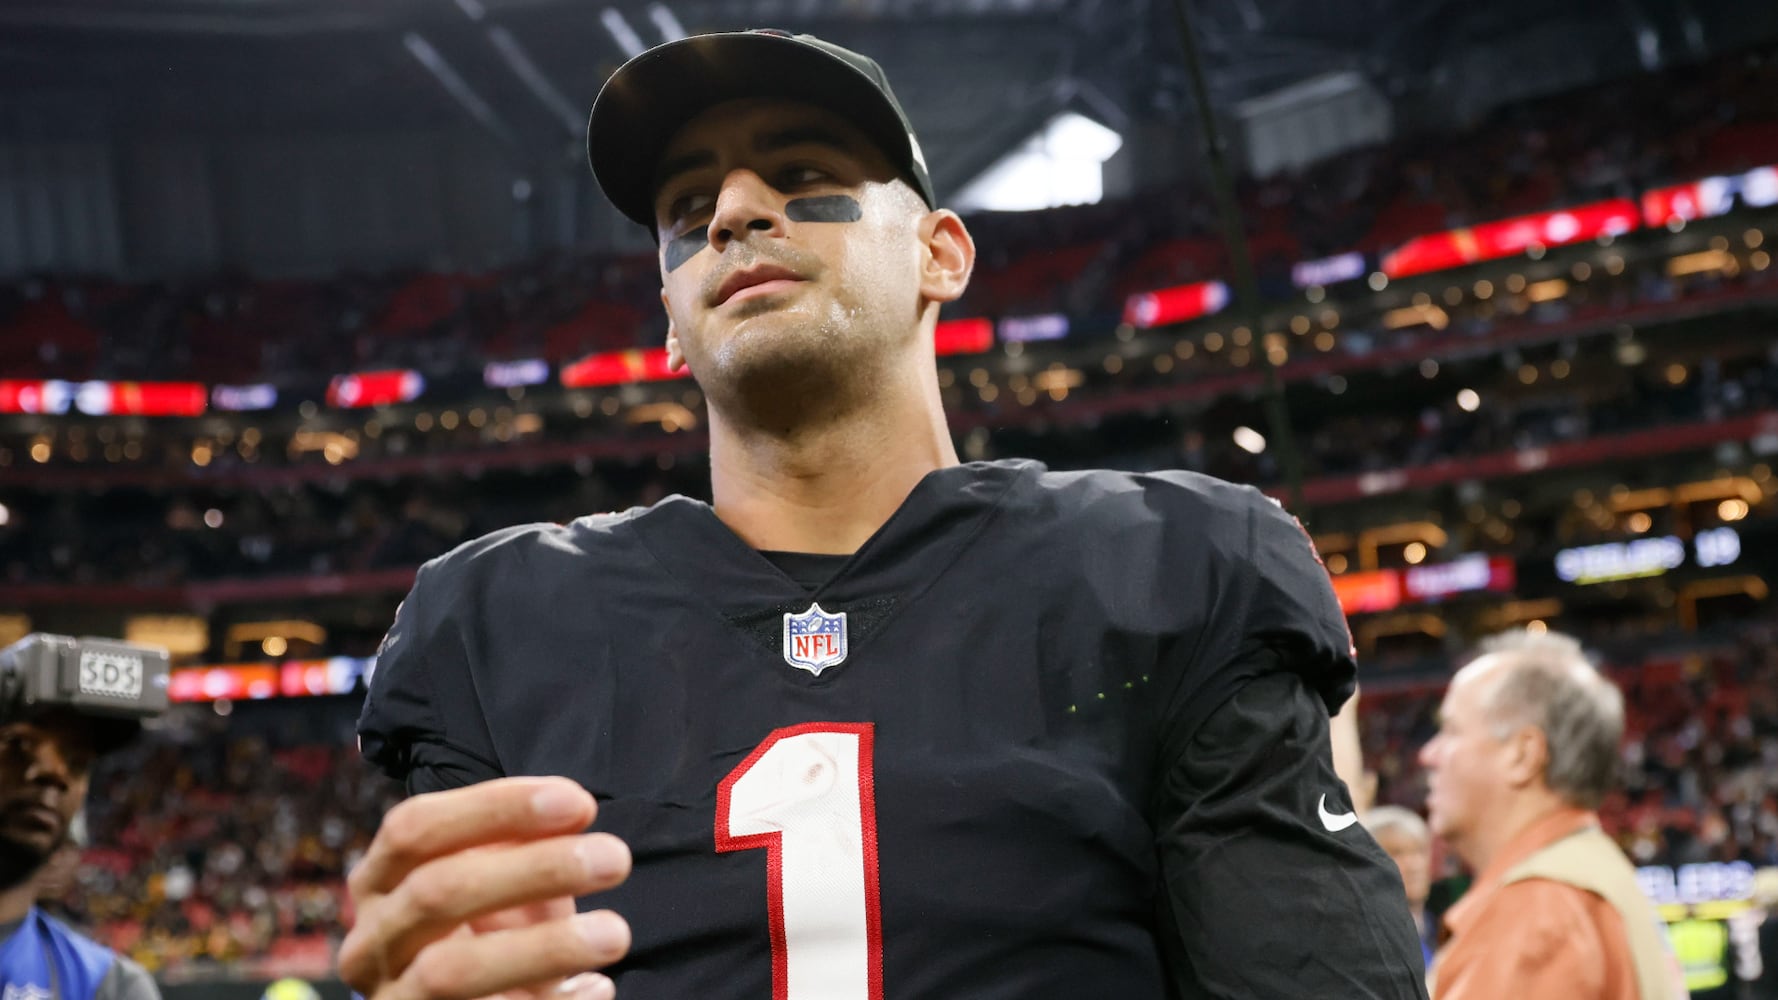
[487, 26, 583, 134]
[1233, 426, 1267, 454]
[952, 113, 1124, 212]
[0, 503, 8, 527]
[647, 3, 686, 41]
[403, 32, 518, 147]
[601, 8, 647, 58]
[1457, 389, 1480, 412]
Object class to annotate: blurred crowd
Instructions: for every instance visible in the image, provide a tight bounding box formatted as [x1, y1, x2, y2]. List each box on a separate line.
[47, 715, 399, 980]
[0, 463, 692, 586]
[1029, 324, 1778, 486]
[2, 48, 1775, 386]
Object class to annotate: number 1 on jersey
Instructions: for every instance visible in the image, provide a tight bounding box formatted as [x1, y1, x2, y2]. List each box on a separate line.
[716, 723, 884, 1000]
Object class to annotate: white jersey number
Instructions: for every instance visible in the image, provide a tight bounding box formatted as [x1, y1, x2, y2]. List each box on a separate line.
[716, 723, 883, 1000]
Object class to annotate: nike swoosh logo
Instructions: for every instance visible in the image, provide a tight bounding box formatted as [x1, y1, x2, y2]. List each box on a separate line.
[1317, 793, 1358, 832]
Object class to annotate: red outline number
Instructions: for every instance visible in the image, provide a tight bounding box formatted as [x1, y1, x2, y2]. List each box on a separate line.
[716, 722, 883, 1000]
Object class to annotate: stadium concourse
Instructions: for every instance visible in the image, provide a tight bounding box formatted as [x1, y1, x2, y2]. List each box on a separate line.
[2, 6, 1778, 996]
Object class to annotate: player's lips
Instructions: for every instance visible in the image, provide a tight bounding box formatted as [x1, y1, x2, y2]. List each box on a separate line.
[712, 265, 805, 308]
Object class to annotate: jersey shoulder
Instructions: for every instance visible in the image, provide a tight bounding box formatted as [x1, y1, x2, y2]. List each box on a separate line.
[1024, 465, 1286, 552]
[1021, 466, 1354, 710]
[360, 504, 658, 782]
[403, 506, 647, 608]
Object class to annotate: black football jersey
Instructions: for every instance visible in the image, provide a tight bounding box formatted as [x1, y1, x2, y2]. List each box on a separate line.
[359, 460, 1428, 999]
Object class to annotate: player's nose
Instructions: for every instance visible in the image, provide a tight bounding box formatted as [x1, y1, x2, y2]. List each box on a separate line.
[707, 169, 787, 248]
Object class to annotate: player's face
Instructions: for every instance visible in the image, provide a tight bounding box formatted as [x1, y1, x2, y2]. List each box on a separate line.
[1417, 658, 1511, 848]
[0, 713, 95, 882]
[651, 99, 931, 397]
[1371, 827, 1431, 907]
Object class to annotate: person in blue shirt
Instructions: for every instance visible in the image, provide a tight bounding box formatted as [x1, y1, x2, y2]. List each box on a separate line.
[0, 708, 158, 1000]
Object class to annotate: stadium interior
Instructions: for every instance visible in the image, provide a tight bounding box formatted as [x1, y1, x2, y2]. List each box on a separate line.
[4, 0, 1778, 995]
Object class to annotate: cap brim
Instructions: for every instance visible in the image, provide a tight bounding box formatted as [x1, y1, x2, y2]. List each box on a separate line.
[588, 32, 920, 230]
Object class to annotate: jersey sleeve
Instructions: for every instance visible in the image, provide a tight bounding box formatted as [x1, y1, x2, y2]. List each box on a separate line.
[357, 557, 504, 794]
[1245, 493, 1357, 710]
[1151, 667, 1429, 997]
[1152, 478, 1357, 746]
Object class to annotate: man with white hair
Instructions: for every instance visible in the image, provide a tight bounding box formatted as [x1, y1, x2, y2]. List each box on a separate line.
[1364, 806, 1434, 970]
[1418, 629, 1684, 999]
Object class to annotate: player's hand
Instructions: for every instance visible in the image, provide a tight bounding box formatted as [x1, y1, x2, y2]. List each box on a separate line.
[339, 776, 633, 1000]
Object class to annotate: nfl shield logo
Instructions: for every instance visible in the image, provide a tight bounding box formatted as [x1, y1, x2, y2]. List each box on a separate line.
[782, 603, 848, 676]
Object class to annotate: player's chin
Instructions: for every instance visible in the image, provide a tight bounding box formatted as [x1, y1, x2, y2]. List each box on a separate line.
[704, 299, 823, 352]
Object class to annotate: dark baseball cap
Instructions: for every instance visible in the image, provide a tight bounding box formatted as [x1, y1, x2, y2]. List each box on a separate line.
[587, 30, 937, 230]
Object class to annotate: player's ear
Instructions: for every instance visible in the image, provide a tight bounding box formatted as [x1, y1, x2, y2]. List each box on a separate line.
[662, 289, 686, 372]
[917, 207, 974, 305]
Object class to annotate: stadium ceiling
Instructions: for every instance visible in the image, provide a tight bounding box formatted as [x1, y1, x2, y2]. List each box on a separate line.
[1, 0, 1773, 197]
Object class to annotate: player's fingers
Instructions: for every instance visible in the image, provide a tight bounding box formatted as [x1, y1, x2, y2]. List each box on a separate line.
[540, 972, 618, 1000]
[340, 830, 626, 993]
[469, 893, 577, 935]
[389, 910, 630, 1000]
[350, 777, 597, 900]
[376, 833, 630, 973]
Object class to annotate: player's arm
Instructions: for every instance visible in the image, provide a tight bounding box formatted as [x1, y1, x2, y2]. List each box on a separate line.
[1147, 482, 1425, 996]
[359, 559, 505, 794]
[346, 558, 633, 1000]
[1151, 661, 1427, 997]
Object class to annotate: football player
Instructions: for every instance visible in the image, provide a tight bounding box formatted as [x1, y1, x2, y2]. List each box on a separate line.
[341, 30, 1427, 1000]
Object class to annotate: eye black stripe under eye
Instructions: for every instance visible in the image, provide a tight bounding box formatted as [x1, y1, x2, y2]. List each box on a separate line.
[664, 231, 705, 272]
[785, 195, 861, 223]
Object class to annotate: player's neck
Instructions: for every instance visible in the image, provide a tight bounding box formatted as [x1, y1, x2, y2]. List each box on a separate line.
[706, 365, 957, 555]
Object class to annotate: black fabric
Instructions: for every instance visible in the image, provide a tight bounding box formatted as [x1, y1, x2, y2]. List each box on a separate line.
[1152, 666, 1427, 997]
[757, 550, 850, 591]
[723, 595, 900, 665]
[359, 460, 1422, 999]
